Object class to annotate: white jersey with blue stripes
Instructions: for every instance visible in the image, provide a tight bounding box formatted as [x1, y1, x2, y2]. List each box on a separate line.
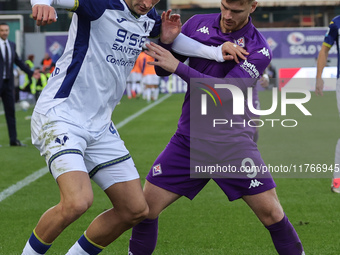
[323, 15, 340, 78]
[34, 0, 161, 132]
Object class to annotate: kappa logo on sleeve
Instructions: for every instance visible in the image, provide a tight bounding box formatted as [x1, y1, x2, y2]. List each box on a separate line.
[196, 26, 210, 35]
[257, 47, 271, 58]
[152, 164, 162, 176]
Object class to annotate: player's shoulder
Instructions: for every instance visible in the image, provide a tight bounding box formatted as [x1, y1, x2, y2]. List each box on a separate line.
[183, 13, 218, 34]
[106, 0, 126, 11]
[145, 8, 161, 38]
[146, 7, 160, 20]
[244, 25, 270, 51]
[75, 0, 125, 20]
[332, 15, 340, 22]
[242, 29, 272, 63]
[330, 15, 340, 26]
[187, 13, 219, 23]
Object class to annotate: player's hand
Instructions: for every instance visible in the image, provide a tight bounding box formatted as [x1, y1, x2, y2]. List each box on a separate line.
[145, 42, 179, 73]
[221, 42, 249, 63]
[315, 78, 324, 96]
[259, 74, 269, 88]
[160, 9, 182, 44]
[32, 4, 57, 26]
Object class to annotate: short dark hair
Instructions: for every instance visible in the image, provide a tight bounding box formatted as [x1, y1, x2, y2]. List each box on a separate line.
[226, 0, 255, 4]
[28, 54, 35, 61]
[0, 22, 8, 26]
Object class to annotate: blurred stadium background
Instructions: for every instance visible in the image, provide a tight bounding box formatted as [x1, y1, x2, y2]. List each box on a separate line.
[1, 0, 340, 86]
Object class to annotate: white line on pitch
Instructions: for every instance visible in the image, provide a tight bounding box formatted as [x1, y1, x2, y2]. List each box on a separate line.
[0, 167, 49, 202]
[0, 94, 172, 203]
[115, 93, 171, 129]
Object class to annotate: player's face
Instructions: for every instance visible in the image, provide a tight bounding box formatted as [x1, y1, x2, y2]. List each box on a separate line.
[219, 0, 257, 33]
[0, 25, 9, 41]
[126, 0, 160, 15]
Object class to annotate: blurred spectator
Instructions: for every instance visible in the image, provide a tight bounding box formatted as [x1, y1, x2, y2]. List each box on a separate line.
[26, 54, 35, 70]
[20, 54, 35, 93]
[266, 63, 276, 88]
[41, 52, 53, 72]
[31, 67, 48, 101]
[44, 66, 52, 79]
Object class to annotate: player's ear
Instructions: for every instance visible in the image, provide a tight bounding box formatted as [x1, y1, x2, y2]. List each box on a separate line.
[250, 1, 257, 13]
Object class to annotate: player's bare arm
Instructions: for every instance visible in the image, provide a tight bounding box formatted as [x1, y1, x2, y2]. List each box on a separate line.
[160, 9, 182, 44]
[145, 42, 179, 73]
[315, 78, 324, 96]
[315, 44, 331, 96]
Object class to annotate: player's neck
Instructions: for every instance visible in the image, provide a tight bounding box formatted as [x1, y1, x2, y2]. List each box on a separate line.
[123, 0, 141, 18]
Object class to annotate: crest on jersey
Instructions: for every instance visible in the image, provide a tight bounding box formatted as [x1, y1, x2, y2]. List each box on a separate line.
[236, 37, 245, 47]
[55, 135, 69, 146]
[152, 164, 162, 176]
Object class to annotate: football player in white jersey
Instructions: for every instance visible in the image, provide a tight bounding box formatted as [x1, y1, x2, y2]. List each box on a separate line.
[22, 1, 180, 254]
[22, 0, 241, 254]
[316, 15, 340, 193]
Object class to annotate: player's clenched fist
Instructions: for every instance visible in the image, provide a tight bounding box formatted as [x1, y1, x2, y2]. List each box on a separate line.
[32, 4, 57, 26]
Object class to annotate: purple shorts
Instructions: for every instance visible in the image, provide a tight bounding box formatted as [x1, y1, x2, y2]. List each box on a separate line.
[146, 133, 276, 201]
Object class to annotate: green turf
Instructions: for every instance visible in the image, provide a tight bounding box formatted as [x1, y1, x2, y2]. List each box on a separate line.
[0, 91, 339, 254]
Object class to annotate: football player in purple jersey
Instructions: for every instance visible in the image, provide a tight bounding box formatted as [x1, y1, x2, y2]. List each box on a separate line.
[129, 0, 305, 254]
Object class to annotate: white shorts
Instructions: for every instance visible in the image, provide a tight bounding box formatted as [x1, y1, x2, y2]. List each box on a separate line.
[31, 110, 139, 190]
[127, 72, 142, 83]
[336, 79, 340, 115]
[143, 74, 160, 86]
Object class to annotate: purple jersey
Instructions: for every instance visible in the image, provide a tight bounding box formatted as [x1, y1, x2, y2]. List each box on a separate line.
[147, 14, 276, 200]
[172, 14, 272, 142]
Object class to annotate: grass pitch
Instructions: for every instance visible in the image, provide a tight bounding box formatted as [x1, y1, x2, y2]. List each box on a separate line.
[0, 90, 339, 254]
